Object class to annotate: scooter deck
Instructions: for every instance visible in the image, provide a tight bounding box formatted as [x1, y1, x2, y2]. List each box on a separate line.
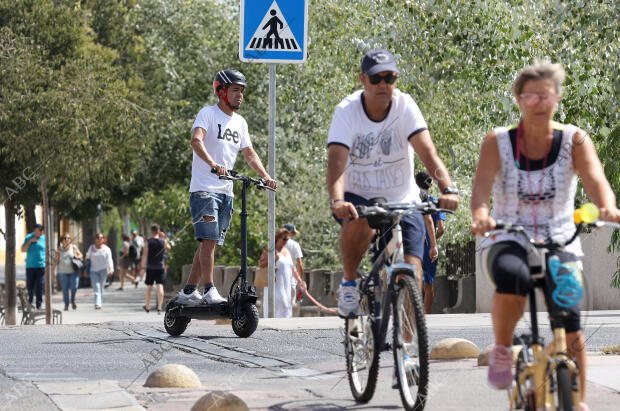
[169, 300, 230, 320]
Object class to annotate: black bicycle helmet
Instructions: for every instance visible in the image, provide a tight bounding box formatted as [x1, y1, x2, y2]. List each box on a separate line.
[213, 69, 247, 95]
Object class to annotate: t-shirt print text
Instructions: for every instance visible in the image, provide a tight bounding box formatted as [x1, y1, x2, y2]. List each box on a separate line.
[349, 129, 404, 165]
[217, 124, 240, 144]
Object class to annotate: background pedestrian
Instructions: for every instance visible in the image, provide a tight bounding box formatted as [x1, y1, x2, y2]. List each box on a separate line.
[85, 233, 114, 309]
[20, 223, 46, 309]
[51, 233, 82, 311]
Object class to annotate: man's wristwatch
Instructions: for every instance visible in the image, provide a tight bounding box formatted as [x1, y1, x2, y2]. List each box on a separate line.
[442, 185, 459, 195]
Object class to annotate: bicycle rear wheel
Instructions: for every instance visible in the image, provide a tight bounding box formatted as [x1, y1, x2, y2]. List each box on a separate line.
[393, 273, 429, 411]
[556, 364, 573, 411]
[345, 288, 378, 403]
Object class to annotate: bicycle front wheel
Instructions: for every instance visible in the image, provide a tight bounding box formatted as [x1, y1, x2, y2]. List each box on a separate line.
[556, 365, 573, 411]
[345, 288, 378, 403]
[393, 273, 429, 411]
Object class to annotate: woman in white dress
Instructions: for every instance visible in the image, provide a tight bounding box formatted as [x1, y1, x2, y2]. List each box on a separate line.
[259, 228, 306, 318]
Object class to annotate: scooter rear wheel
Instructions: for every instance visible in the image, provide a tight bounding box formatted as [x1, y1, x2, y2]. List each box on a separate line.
[164, 309, 190, 336]
[232, 302, 259, 338]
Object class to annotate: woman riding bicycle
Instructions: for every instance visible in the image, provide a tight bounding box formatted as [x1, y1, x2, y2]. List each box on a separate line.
[470, 61, 620, 411]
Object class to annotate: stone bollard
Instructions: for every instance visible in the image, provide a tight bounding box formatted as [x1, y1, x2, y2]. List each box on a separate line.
[222, 266, 240, 294]
[444, 276, 476, 313]
[212, 265, 225, 291]
[191, 391, 248, 411]
[330, 271, 344, 305]
[180, 264, 192, 288]
[302, 269, 332, 309]
[246, 266, 256, 287]
[430, 338, 480, 359]
[144, 364, 201, 388]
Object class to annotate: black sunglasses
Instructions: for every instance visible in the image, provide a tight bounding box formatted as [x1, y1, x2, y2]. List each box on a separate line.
[367, 73, 398, 85]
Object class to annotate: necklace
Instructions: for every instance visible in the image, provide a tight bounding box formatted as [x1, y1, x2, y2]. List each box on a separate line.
[516, 120, 553, 240]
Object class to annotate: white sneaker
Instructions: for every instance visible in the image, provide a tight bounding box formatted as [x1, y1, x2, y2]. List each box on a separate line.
[176, 289, 203, 306]
[338, 283, 362, 318]
[203, 287, 227, 304]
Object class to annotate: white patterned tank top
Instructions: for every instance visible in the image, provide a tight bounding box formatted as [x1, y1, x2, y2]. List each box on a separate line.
[483, 121, 582, 256]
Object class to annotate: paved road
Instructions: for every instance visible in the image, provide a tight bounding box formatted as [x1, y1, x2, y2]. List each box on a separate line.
[0, 283, 619, 410]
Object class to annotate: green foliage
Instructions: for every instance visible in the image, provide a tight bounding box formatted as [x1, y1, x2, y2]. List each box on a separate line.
[4, 0, 617, 277]
[0, 0, 150, 219]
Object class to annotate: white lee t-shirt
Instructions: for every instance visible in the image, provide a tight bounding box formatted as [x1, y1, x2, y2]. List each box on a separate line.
[189, 104, 251, 196]
[327, 89, 427, 203]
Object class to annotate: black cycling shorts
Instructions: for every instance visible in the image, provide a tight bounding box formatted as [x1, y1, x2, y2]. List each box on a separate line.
[482, 241, 581, 333]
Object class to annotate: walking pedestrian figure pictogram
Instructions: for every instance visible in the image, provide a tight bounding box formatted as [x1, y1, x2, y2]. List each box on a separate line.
[262, 10, 283, 48]
[240, 0, 308, 63]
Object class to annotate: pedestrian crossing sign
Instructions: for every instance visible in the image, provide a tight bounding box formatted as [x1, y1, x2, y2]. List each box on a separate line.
[239, 0, 308, 63]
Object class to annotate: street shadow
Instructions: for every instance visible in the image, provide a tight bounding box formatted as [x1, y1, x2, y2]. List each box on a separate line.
[268, 399, 401, 410]
[42, 338, 138, 345]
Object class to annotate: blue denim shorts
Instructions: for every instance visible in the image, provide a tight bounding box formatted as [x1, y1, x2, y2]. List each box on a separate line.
[332, 192, 425, 260]
[190, 191, 234, 244]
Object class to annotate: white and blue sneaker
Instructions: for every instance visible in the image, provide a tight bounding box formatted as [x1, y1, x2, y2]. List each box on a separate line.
[338, 281, 362, 318]
[176, 289, 203, 306]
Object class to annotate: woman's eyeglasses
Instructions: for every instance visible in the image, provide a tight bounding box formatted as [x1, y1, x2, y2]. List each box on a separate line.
[519, 92, 560, 106]
[367, 73, 398, 85]
[95, 236, 103, 240]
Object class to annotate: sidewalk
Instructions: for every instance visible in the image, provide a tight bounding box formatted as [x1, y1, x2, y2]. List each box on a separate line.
[49, 278, 167, 324]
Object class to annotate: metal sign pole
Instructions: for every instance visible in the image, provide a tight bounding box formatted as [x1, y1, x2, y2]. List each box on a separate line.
[267, 63, 276, 318]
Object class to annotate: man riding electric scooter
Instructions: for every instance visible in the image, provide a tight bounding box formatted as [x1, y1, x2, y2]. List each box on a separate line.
[177, 69, 277, 306]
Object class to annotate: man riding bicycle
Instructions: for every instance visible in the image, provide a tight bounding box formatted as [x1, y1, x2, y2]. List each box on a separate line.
[326, 49, 459, 318]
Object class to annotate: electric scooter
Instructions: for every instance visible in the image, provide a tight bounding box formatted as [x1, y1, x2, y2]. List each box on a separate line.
[163, 169, 275, 338]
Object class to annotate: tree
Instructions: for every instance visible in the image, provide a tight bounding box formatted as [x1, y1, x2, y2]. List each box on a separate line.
[1, 0, 151, 322]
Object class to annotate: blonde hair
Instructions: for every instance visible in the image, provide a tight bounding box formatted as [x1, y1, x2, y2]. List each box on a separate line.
[513, 60, 566, 96]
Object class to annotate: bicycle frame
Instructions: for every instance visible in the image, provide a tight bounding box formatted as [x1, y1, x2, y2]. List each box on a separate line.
[359, 220, 417, 353]
[484, 228, 583, 411]
[508, 244, 581, 410]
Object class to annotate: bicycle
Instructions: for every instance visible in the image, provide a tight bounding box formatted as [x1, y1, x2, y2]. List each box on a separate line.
[483, 205, 619, 411]
[163, 169, 275, 338]
[344, 198, 452, 411]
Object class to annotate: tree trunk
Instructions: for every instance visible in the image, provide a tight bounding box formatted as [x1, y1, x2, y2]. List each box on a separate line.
[3, 198, 17, 325]
[25, 205, 37, 232]
[41, 179, 52, 324]
[81, 218, 97, 254]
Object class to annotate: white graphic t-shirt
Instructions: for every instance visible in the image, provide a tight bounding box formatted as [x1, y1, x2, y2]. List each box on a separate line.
[327, 89, 427, 203]
[189, 104, 252, 196]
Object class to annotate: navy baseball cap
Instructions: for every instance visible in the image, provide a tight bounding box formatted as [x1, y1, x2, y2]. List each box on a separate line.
[361, 49, 400, 75]
[33, 223, 44, 229]
[282, 223, 299, 234]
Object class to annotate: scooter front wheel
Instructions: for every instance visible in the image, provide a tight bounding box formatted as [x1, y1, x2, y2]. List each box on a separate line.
[232, 302, 259, 338]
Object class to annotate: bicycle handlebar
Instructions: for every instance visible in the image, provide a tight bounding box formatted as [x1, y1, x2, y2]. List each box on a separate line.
[211, 168, 276, 192]
[487, 220, 620, 249]
[355, 199, 453, 219]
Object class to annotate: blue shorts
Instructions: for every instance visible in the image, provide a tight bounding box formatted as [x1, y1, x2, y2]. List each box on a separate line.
[332, 192, 425, 260]
[422, 243, 438, 284]
[190, 191, 233, 245]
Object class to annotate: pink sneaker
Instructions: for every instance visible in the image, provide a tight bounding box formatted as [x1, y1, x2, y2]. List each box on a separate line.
[487, 344, 513, 389]
[580, 402, 590, 411]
